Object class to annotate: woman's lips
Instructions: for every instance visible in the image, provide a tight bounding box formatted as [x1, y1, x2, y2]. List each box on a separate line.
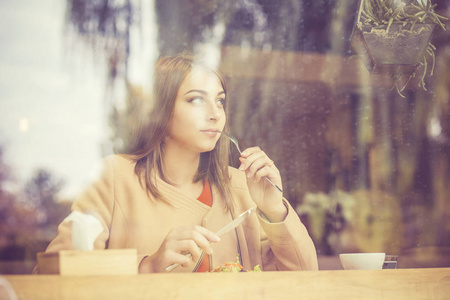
[201, 129, 219, 137]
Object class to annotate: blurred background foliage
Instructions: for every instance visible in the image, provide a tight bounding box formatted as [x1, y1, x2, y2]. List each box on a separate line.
[1, 0, 450, 272]
[0, 146, 71, 273]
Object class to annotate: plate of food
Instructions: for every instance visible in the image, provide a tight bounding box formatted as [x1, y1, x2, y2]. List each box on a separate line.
[211, 254, 262, 273]
[211, 259, 261, 273]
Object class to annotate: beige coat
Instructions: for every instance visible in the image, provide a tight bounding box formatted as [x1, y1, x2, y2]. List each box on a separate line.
[43, 155, 318, 272]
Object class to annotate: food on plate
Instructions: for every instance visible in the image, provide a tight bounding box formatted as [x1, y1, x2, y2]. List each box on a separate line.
[211, 261, 261, 273]
[211, 254, 261, 272]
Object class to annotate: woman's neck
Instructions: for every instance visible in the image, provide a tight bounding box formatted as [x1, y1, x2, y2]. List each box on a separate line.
[162, 142, 201, 186]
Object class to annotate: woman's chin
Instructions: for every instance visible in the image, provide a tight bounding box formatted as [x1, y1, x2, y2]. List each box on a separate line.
[199, 143, 217, 153]
[200, 147, 216, 153]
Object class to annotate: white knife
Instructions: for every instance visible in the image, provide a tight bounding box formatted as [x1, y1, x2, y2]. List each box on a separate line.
[165, 207, 255, 272]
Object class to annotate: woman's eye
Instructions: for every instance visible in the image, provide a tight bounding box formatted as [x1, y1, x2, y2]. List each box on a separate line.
[217, 98, 225, 106]
[188, 97, 204, 104]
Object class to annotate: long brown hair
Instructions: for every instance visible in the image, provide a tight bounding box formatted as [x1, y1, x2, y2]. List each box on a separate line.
[127, 54, 232, 209]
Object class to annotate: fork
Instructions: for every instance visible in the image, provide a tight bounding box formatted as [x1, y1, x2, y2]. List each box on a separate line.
[217, 131, 283, 193]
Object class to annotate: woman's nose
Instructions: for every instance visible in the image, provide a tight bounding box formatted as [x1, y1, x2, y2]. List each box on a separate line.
[207, 101, 221, 121]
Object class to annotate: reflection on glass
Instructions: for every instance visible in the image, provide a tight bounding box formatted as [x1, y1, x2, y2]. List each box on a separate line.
[1, 0, 449, 273]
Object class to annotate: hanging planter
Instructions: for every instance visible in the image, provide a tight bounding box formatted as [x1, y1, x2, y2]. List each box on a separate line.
[350, 0, 447, 97]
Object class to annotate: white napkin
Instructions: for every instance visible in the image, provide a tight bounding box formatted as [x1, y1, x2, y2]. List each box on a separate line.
[64, 211, 103, 251]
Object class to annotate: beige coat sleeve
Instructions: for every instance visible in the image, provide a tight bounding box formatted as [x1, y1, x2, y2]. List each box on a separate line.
[228, 167, 318, 271]
[257, 199, 318, 271]
[43, 156, 115, 253]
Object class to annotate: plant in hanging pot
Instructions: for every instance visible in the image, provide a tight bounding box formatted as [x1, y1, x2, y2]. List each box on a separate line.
[350, 0, 447, 97]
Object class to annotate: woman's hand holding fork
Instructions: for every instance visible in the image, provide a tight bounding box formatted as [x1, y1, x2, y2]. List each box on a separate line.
[238, 147, 287, 223]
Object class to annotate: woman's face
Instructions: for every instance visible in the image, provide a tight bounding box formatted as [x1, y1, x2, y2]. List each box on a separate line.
[167, 66, 226, 154]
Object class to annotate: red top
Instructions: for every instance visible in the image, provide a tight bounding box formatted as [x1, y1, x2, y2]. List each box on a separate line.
[196, 181, 212, 272]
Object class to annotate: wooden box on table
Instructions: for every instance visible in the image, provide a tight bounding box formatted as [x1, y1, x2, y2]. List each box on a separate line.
[37, 249, 138, 276]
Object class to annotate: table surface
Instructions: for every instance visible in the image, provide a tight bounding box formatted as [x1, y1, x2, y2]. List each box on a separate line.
[3, 268, 450, 300]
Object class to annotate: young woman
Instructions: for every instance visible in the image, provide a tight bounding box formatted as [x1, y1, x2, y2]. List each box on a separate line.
[40, 54, 318, 273]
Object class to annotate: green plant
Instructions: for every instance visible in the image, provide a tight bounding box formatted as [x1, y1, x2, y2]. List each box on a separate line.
[358, 0, 447, 97]
[359, 0, 446, 31]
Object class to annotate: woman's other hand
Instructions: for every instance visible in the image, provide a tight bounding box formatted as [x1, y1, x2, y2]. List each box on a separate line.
[139, 225, 220, 273]
[238, 147, 287, 222]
